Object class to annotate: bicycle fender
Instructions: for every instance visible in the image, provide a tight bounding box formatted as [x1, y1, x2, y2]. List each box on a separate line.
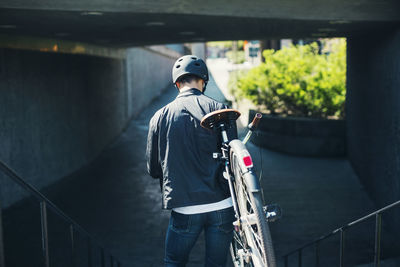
[229, 140, 261, 192]
[243, 172, 261, 192]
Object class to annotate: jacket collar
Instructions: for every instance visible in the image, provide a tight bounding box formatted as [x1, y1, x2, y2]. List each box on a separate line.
[176, 88, 202, 98]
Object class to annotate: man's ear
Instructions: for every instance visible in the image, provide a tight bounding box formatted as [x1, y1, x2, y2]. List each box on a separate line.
[201, 80, 206, 91]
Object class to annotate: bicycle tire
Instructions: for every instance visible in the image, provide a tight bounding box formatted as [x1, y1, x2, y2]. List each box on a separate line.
[229, 142, 276, 267]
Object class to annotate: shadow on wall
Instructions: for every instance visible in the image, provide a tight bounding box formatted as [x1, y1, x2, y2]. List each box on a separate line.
[346, 28, 400, 243]
[0, 46, 181, 208]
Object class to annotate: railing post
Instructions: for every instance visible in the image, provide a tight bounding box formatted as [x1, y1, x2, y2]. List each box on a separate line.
[40, 201, 50, 267]
[374, 214, 382, 267]
[315, 241, 320, 267]
[70, 225, 76, 267]
[298, 249, 302, 267]
[110, 255, 114, 267]
[284, 255, 288, 267]
[339, 229, 345, 267]
[0, 200, 5, 267]
[87, 238, 93, 267]
[100, 247, 105, 267]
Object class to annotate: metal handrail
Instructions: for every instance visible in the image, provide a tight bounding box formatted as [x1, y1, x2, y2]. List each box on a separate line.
[0, 160, 122, 267]
[282, 199, 400, 267]
[0, 202, 4, 267]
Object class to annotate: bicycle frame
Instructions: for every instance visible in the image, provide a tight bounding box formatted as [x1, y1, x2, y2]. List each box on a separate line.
[218, 122, 241, 221]
[218, 123, 261, 227]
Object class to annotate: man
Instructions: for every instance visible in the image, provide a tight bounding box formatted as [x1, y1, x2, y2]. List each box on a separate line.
[146, 55, 235, 267]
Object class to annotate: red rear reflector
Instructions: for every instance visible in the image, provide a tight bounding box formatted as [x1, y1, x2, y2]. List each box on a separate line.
[243, 155, 253, 167]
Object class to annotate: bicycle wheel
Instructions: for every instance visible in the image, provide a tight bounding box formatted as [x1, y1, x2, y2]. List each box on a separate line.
[229, 141, 276, 267]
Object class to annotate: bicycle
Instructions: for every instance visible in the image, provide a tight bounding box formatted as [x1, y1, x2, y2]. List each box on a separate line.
[200, 109, 278, 267]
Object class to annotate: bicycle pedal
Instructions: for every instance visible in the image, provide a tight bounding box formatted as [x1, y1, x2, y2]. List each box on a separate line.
[263, 204, 282, 222]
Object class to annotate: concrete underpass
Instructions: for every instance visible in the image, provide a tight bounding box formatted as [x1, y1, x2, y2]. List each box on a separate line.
[1, 67, 391, 266]
[0, 0, 400, 266]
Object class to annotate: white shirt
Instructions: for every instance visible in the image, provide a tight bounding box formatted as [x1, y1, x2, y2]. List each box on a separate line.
[172, 197, 233, 215]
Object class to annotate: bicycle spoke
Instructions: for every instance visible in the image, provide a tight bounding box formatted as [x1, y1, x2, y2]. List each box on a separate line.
[229, 147, 275, 267]
[236, 168, 266, 265]
[233, 233, 244, 248]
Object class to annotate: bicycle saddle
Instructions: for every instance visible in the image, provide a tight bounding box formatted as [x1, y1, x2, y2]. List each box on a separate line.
[200, 109, 241, 130]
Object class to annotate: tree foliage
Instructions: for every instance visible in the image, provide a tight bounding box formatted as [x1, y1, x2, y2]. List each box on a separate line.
[226, 50, 245, 64]
[230, 39, 346, 119]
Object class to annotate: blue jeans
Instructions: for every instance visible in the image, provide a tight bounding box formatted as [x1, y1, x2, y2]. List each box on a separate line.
[164, 207, 235, 267]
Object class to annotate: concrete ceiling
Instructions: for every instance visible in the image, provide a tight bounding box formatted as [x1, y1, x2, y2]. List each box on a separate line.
[0, 0, 399, 47]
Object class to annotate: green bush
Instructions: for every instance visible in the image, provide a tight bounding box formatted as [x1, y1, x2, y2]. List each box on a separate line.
[226, 50, 246, 64]
[230, 39, 346, 119]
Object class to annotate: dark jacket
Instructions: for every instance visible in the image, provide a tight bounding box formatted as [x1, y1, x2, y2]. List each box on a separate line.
[146, 88, 230, 209]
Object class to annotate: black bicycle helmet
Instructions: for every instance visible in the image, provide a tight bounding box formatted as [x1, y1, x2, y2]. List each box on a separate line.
[172, 55, 209, 90]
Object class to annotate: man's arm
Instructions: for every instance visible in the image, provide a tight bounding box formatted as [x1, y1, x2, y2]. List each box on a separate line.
[146, 114, 163, 179]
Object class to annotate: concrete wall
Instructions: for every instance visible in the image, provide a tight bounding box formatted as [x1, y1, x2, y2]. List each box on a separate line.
[249, 110, 346, 157]
[346, 28, 400, 234]
[0, 46, 179, 208]
[126, 47, 178, 117]
[165, 44, 185, 55]
[191, 43, 206, 60]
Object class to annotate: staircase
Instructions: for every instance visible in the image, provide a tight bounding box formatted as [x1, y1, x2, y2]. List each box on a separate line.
[282, 200, 400, 267]
[0, 160, 122, 267]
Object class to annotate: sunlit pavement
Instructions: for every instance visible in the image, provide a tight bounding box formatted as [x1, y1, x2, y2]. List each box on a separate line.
[35, 58, 384, 266]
